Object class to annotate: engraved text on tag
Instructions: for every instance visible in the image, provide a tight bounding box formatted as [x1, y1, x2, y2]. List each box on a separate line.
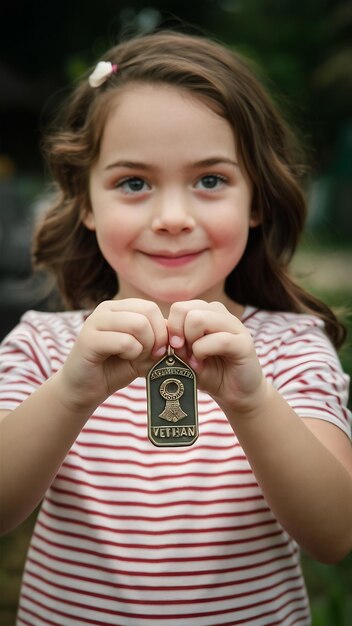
[146, 348, 198, 447]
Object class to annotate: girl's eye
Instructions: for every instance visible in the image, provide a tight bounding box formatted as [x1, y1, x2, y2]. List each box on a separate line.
[116, 177, 149, 194]
[196, 175, 227, 191]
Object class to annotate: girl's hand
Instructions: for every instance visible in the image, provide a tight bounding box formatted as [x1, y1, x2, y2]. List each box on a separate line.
[167, 300, 267, 416]
[56, 299, 168, 413]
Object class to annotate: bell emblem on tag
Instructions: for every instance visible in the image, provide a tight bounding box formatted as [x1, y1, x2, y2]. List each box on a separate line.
[158, 378, 188, 421]
[146, 347, 198, 447]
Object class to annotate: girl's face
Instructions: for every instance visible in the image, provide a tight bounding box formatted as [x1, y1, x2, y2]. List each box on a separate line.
[86, 84, 258, 313]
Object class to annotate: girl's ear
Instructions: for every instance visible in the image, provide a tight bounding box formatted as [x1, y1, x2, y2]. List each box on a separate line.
[81, 208, 96, 231]
[249, 206, 261, 228]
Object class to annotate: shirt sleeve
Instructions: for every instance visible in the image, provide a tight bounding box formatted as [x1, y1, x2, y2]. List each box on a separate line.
[0, 311, 52, 411]
[272, 316, 351, 438]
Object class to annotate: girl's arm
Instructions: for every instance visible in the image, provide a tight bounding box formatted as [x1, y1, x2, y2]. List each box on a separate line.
[0, 376, 95, 535]
[223, 386, 352, 564]
[168, 300, 352, 564]
[0, 300, 168, 535]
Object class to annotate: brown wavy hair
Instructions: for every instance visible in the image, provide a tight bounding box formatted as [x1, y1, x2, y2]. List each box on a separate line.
[34, 30, 346, 347]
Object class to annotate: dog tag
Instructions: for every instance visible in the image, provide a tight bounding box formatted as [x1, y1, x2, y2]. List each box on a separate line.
[146, 347, 198, 447]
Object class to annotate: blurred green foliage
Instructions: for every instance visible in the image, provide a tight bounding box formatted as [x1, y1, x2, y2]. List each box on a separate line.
[211, 0, 352, 153]
[1, 0, 352, 177]
[302, 551, 352, 625]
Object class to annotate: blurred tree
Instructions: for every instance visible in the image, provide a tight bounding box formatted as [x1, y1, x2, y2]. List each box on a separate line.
[211, 0, 352, 168]
[0, 0, 216, 170]
[1, 0, 351, 176]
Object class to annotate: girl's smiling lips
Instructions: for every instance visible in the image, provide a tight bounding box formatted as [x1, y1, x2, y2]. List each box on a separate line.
[140, 249, 206, 267]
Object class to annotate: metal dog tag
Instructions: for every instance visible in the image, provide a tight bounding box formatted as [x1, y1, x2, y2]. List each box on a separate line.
[146, 347, 198, 447]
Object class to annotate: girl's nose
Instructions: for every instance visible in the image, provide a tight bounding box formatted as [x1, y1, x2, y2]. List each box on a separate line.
[151, 194, 196, 234]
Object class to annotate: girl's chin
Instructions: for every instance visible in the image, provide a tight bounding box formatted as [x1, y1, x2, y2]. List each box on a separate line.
[115, 278, 224, 305]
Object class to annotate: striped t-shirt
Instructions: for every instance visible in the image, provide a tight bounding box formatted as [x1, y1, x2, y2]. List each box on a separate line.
[0, 306, 350, 626]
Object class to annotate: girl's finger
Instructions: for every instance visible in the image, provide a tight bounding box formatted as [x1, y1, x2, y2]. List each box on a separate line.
[168, 300, 228, 348]
[183, 308, 245, 346]
[90, 299, 168, 356]
[89, 311, 155, 355]
[191, 331, 253, 363]
[89, 331, 145, 361]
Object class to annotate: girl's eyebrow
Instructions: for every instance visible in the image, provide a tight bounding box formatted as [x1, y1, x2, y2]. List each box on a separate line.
[105, 160, 150, 171]
[191, 157, 239, 169]
[104, 157, 239, 171]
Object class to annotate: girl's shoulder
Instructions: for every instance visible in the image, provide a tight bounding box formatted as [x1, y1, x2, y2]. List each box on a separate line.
[1, 309, 90, 381]
[2, 309, 89, 349]
[242, 307, 336, 355]
[242, 305, 327, 345]
[0, 309, 90, 410]
[18, 308, 88, 336]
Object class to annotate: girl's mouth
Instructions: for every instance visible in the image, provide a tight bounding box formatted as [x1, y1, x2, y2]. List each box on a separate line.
[143, 251, 204, 267]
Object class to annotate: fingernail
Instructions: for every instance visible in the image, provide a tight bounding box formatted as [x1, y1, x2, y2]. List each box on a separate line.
[189, 355, 200, 370]
[170, 335, 184, 348]
[153, 346, 167, 357]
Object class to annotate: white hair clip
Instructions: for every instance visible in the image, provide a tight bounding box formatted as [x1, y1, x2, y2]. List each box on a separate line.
[88, 61, 118, 88]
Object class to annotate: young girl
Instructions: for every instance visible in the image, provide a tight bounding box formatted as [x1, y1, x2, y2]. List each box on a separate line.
[0, 30, 351, 626]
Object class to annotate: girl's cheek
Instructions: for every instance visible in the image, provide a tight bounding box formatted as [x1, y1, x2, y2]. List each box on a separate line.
[211, 219, 246, 245]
